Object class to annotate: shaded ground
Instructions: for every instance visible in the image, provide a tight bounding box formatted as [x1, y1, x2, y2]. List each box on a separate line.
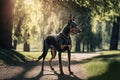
[0, 53, 100, 80]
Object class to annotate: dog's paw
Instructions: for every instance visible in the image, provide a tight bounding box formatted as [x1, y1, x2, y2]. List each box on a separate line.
[41, 68, 44, 71]
[51, 67, 54, 70]
[60, 72, 64, 75]
[69, 71, 74, 75]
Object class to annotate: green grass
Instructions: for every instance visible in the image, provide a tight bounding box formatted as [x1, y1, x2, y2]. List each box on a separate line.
[82, 50, 120, 80]
[20, 51, 67, 60]
[101, 50, 120, 54]
[20, 51, 54, 60]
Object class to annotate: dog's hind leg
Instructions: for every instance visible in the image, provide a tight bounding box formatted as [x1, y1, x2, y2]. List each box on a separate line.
[36, 40, 48, 62]
[41, 43, 49, 71]
[41, 47, 49, 71]
[36, 40, 49, 71]
[49, 46, 56, 70]
[41, 52, 47, 71]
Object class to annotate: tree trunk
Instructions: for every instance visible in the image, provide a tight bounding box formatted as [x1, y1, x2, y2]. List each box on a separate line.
[23, 42, 30, 52]
[13, 40, 17, 50]
[87, 42, 90, 52]
[0, 0, 14, 49]
[75, 39, 81, 52]
[90, 41, 94, 52]
[82, 43, 85, 52]
[110, 17, 120, 50]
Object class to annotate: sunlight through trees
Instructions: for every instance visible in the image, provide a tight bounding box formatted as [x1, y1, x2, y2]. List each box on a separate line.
[12, 0, 120, 51]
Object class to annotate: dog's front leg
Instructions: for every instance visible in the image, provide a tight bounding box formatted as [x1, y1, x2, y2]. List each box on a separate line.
[58, 52, 64, 75]
[68, 45, 72, 50]
[68, 50, 73, 74]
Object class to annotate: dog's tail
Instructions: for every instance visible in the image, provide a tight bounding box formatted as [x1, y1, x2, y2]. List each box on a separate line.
[36, 53, 44, 62]
[36, 40, 49, 62]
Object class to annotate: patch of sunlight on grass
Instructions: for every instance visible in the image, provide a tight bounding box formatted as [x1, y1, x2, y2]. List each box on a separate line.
[20, 51, 51, 60]
[0, 60, 3, 64]
[101, 50, 120, 55]
[82, 50, 120, 79]
[82, 61, 109, 78]
[20, 51, 67, 60]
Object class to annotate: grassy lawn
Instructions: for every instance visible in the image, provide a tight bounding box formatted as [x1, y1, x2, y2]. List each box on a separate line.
[20, 51, 67, 60]
[20, 51, 49, 60]
[101, 50, 120, 55]
[82, 50, 120, 80]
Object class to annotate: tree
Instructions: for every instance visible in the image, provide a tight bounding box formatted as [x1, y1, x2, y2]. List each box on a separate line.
[71, 0, 120, 51]
[0, 0, 14, 49]
[13, 0, 41, 51]
[110, 17, 120, 50]
[13, 14, 26, 49]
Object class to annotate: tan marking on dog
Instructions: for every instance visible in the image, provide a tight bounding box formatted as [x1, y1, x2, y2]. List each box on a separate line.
[68, 45, 72, 50]
[61, 45, 67, 50]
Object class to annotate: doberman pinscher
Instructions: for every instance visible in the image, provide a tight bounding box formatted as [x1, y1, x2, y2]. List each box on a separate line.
[36, 16, 81, 75]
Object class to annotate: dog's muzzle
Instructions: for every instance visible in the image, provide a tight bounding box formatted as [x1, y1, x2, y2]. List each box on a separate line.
[72, 27, 81, 34]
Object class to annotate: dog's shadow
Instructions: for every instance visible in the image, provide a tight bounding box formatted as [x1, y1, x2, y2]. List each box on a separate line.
[53, 70, 81, 80]
[35, 69, 81, 80]
[30, 70, 44, 80]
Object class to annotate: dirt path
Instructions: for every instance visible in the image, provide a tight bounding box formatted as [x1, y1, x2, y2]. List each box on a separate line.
[0, 53, 100, 80]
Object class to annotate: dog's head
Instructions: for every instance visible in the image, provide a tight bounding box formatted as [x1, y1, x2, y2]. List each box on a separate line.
[68, 15, 81, 34]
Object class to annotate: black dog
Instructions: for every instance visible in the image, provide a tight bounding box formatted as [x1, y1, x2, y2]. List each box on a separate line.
[36, 17, 81, 75]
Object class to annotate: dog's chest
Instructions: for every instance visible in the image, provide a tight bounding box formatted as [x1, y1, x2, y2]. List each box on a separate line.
[57, 35, 71, 45]
[62, 37, 71, 45]
[55, 34, 71, 51]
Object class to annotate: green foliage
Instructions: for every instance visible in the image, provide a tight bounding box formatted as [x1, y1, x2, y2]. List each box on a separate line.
[13, 0, 120, 51]
[60, 0, 120, 51]
[13, 0, 73, 44]
[13, 0, 42, 43]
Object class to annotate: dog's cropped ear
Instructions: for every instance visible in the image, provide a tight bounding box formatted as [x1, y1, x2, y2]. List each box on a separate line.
[73, 16, 75, 21]
[68, 14, 76, 25]
[68, 14, 75, 22]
